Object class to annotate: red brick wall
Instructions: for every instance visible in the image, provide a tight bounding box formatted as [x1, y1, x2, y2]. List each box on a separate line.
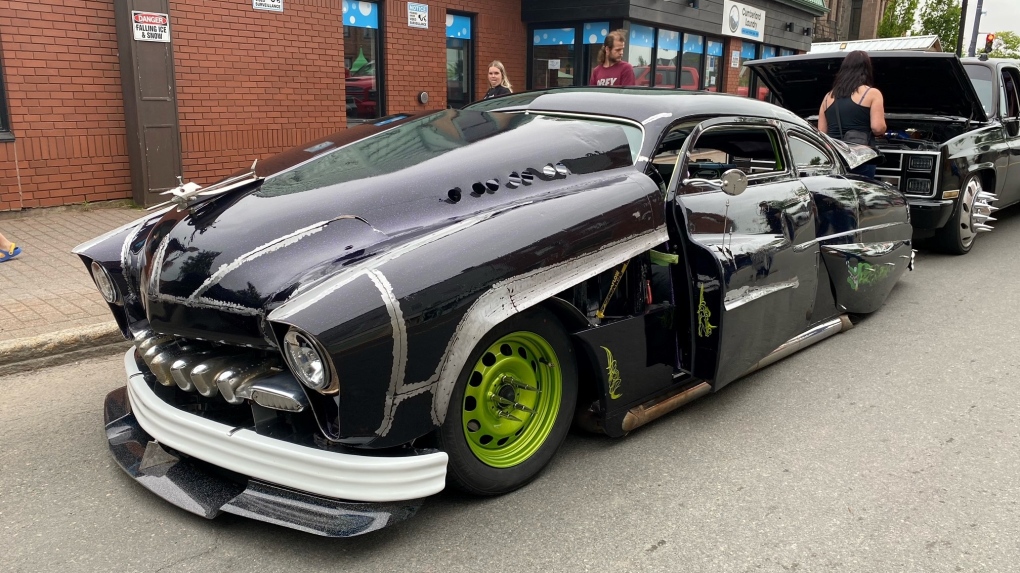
[170, 0, 347, 185]
[723, 37, 742, 96]
[0, 0, 526, 211]
[382, 0, 525, 114]
[0, 0, 129, 211]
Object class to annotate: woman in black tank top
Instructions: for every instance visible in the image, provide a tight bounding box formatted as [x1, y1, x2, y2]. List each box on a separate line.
[817, 50, 887, 178]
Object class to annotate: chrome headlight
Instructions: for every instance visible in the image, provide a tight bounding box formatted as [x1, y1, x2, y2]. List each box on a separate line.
[283, 329, 335, 393]
[90, 261, 119, 304]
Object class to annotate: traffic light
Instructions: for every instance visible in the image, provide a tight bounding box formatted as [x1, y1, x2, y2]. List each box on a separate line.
[984, 33, 996, 54]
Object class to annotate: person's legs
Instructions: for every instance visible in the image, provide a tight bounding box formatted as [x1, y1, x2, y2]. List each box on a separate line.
[0, 231, 21, 261]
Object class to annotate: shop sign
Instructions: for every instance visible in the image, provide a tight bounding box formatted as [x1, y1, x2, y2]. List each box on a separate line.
[132, 11, 170, 43]
[721, 0, 766, 41]
[253, 0, 283, 12]
[408, 3, 428, 29]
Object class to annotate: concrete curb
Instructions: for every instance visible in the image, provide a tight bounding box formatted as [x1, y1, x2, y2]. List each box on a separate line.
[0, 322, 129, 370]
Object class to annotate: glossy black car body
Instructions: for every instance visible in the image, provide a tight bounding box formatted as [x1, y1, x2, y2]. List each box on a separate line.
[749, 51, 1019, 254]
[77, 88, 912, 537]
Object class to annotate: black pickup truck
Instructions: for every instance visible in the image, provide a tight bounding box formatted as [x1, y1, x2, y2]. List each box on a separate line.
[749, 51, 1020, 254]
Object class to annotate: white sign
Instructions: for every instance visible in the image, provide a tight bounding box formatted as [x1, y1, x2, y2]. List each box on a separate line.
[253, 0, 283, 12]
[132, 11, 170, 43]
[408, 3, 428, 29]
[548, 59, 560, 70]
[730, 50, 740, 68]
[721, 0, 766, 41]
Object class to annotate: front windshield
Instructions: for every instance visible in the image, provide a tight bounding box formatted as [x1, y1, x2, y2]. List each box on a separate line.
[964, 64, 994, 116]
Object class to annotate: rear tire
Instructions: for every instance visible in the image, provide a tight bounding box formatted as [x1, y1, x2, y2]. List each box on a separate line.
[934, 177, 981, 255]
[438, 307, 577, 496]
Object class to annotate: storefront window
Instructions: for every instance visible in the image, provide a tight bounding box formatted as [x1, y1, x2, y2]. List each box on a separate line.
[628, 24, 655, 87]
[446, 14, 472, 108]
[738, 41, 758, 97]
[583, 22, 609, 85]
[705, 39, 724, 92]
[681, 34, 705, 91]
[533, 28, 575, 89]
[343, 1, 381, 121]
[654, 29, 681, 89]
[780, 48, 795, 57]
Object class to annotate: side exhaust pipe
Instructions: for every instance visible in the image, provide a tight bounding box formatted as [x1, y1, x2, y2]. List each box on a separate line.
[740, 315, 852, 378]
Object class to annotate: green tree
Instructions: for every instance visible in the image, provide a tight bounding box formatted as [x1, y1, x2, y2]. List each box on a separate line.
[989, 31, 1020, 59]
[916, 0, 962, 50]
[877, 0, 920, 38]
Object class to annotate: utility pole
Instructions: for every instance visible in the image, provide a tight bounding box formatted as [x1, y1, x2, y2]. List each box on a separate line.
[957, 0, 970, 56]
[967, 0, 986, 57]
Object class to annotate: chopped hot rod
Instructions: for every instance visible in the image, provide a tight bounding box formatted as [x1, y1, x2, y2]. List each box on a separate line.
[78, 88, 913, 537]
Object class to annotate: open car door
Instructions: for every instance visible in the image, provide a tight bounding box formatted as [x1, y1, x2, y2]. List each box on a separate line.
[669, 116, 824, 389]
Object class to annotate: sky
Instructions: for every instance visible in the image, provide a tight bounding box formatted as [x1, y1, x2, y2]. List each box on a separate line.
[960, 0, 1020, 53]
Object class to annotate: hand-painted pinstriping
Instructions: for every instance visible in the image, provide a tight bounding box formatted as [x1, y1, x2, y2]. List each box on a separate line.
[269, 211, 501, 323]
[365, 269, 411, 435]
[187, 219, 337, 301]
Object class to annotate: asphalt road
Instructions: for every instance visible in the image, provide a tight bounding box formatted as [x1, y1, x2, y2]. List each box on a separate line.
[3, 210, 1020, 573]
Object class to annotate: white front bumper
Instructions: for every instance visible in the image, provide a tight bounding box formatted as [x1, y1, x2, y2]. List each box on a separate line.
[123, 349, 448, 503]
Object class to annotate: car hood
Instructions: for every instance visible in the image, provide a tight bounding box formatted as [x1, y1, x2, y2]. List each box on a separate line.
[746, 51, 988, 121]
[137, 108, 641, 343]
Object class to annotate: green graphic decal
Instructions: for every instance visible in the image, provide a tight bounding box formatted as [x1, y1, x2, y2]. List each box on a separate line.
[847, 261, 891, 291]
[697, 284, 716, 338]
[601, 346, 622, 399]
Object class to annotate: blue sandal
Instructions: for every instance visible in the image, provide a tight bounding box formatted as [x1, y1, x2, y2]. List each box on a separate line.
[0, 244, 21, 262]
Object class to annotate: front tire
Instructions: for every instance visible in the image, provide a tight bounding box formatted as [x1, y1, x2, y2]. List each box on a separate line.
[438, 307, 577, 496]
[934, 176, 982, 255]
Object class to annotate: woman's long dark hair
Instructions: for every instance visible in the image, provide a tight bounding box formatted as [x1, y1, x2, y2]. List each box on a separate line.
[831, 50, 875, 99]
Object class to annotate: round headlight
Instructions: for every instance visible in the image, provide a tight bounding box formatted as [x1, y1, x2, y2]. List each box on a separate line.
[283, 329, 334, 392]
[90, 261, 119, 304]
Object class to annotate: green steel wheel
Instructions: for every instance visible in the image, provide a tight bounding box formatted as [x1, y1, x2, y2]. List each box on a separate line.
[439, 308, 577, 495]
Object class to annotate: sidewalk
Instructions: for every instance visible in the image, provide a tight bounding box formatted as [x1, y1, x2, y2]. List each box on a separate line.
[0, 205, 145, 372]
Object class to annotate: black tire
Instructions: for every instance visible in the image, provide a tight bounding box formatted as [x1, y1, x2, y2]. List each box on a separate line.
[934, 176, 982, 255]
[438, 307, 577, 496]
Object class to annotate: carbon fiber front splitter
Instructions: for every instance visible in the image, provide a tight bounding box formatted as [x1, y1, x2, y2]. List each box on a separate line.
[103, 386, 423, 537]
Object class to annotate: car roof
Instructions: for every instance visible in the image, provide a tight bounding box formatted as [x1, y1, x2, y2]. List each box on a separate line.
[463, 87, 809, 131]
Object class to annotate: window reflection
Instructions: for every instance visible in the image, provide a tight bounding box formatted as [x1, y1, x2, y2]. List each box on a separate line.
[344, 1, 381, 120]
[533, 28, 575, 88]
[628, 24, 655, 86]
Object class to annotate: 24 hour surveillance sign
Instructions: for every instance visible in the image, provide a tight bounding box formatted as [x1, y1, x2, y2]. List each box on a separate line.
[132, 11, 170, 43]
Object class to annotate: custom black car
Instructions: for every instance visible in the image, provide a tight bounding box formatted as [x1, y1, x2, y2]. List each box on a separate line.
[749, 51, 1019, 254]
[77, 88, 913, 537]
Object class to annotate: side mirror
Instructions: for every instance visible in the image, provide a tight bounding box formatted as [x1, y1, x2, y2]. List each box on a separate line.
[720, 169, 748, 196]
[682, 168, 748, 196]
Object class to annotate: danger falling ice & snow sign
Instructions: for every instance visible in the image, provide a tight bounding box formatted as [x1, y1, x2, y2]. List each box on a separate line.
[132, 11, 170, 43]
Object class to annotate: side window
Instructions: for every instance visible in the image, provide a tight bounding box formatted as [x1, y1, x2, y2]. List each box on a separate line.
[682, 125, 788, 191]
[789, 134, 835, 175]
[649, 121, 697, 192]
[1000, 68, 1020, 119]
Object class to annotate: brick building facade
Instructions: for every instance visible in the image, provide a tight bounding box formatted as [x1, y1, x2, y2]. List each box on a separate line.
[0, 0, 820, 211]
